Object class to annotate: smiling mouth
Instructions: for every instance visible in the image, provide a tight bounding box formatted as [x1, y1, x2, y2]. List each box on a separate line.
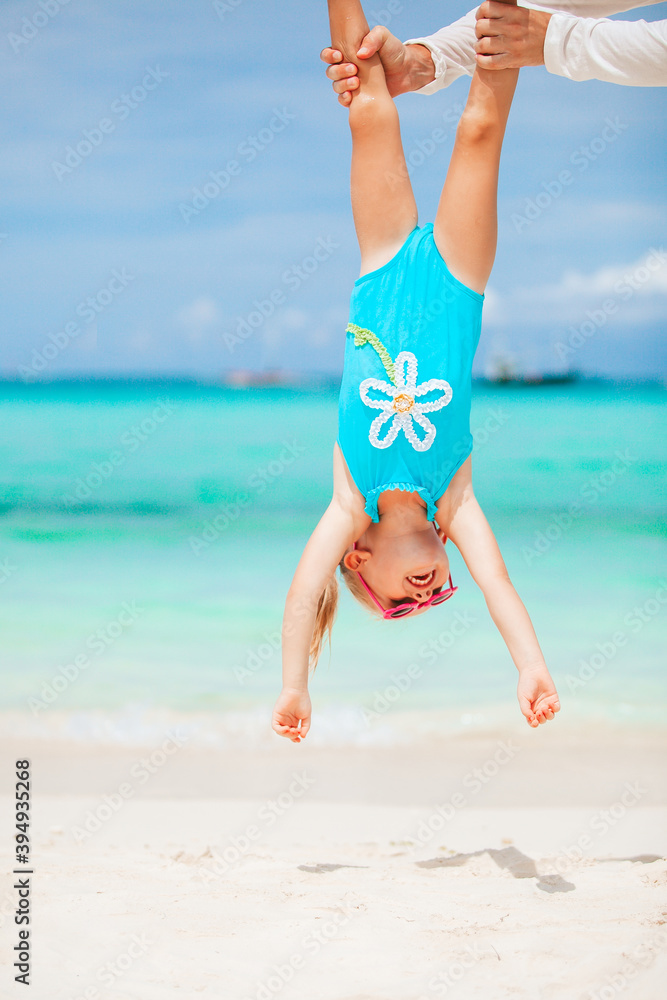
[406, 570, 435, 589]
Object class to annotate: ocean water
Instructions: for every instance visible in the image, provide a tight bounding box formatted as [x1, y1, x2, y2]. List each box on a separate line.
[0, 379, 664, 744]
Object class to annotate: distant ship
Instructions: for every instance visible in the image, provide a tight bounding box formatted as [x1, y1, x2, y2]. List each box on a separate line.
[223, 369, 288, 388]
[482, 351, 577, 386]
[221, 369, 340, 390]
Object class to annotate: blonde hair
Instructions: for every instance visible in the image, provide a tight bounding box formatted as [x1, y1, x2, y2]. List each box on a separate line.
[309, 573, 338, 670]
[309, 557, 382, 671]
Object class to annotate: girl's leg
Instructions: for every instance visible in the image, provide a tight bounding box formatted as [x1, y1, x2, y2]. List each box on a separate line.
[433, 0, 519, 296]
[328, 0, 417, 276]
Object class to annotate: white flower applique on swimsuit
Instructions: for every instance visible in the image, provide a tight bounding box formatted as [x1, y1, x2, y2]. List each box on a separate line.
[347, 324, 453, 453]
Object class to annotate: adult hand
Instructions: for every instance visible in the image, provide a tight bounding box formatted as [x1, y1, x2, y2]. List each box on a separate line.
[320, 26, 433, 105]
[475, 2, 552, 69]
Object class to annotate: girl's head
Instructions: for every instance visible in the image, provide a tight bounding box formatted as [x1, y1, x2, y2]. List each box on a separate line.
[342, 521, 450, 616]
[310, 520, 451, 668]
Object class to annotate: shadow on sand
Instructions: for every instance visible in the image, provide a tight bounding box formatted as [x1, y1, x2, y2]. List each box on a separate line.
[416, 847, 662, 893]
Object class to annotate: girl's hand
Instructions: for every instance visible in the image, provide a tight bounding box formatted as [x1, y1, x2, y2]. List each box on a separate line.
[517, 666, 561, 727]
[272, 687, 311, 743]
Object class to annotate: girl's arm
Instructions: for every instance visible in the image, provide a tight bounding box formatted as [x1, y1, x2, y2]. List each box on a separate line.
[274, 445, 370, 741]
[281, 500, 356, 685]
[445, 488, 561, 726]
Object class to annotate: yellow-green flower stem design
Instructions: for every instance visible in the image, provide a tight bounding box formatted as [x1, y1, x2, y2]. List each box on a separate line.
[346, 323, 396, 385]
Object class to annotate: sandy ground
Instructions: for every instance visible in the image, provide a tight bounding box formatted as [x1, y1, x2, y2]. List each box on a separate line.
[1, 724, 666, 1000]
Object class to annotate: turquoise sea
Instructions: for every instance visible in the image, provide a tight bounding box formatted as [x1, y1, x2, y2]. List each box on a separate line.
[0, 379, 664, 744]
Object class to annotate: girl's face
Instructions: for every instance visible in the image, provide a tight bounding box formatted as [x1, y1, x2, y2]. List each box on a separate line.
[346, 525, 450, 613]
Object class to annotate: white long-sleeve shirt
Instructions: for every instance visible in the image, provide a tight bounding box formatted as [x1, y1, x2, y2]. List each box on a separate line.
[405, 1, 667, 88]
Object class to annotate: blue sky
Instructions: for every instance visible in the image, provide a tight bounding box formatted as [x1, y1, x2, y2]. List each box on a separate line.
[1, 0, 665, 380]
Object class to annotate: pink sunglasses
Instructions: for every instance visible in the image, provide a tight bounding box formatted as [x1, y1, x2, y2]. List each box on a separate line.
[352, 541, 457, 619]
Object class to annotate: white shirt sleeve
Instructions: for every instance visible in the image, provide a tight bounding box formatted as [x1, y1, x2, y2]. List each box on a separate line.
[544, 15, 667, 85]
[404, 2, 666, 93]
[405, 11, 477, 94]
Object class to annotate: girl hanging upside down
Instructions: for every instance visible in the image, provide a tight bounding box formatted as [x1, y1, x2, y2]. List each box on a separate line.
[272, 0, 560, 743]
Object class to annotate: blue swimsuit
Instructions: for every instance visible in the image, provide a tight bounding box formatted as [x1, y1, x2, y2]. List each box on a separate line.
[337, 224, 483, 522]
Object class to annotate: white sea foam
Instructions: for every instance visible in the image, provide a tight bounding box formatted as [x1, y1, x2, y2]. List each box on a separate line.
[0, 699, 660, 751]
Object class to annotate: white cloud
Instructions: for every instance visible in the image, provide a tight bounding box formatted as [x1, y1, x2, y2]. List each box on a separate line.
[176, 296, 221, 342]
[480, 285, 502, 324]
[487, 247, 667, 329]
[540, 250, 667, 301]
[125, 325, 154, 353]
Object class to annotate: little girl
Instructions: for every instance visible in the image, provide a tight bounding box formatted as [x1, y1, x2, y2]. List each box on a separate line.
[272, 0, 560, 742]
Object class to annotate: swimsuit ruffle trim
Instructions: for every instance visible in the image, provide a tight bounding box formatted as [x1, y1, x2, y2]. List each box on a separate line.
[364, 483, 438, 524]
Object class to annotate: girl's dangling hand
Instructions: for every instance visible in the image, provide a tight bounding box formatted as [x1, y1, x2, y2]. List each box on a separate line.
[517, 666, 561, 727]
[272, 687, 312, 743]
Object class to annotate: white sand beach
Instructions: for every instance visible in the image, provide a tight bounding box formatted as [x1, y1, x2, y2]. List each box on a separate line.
[1, 719, 666, 999]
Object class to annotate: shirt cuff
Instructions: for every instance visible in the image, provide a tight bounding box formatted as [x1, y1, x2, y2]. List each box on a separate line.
[543, 12, 577, 79]
[403, 37, 448, 94]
